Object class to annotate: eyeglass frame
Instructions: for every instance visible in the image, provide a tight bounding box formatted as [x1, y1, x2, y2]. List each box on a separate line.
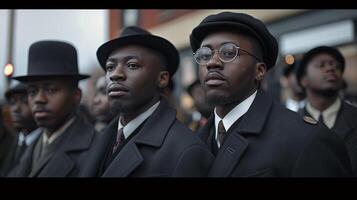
[193, 43, 262, 65]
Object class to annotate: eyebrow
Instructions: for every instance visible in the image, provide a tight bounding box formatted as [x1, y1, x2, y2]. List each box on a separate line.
[106, 55, 140, 63]
[201, 41, 240, 48]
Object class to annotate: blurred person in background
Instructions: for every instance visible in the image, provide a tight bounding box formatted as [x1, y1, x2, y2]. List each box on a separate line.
[279, 61, 306, 112]
[186, 80, 213, 132]
[0, 83, 39, 176]
[92, 75, 115, 132]
[297, 46, 357, 175]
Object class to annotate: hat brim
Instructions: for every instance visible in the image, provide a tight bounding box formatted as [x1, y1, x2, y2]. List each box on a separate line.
[97, 34, 179, 76]
[12, 74, 90, 82]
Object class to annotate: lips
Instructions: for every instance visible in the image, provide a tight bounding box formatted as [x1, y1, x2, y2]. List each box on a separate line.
[108, 84, 129, 97]
[324, 73, 338, 81]
[205, 72, 226, 86]
[33, 109, 51, 118]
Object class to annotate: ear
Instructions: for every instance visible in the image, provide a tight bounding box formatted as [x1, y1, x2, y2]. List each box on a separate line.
[73, 88, 82, 105]
[255, 62, 266, 82]
[158, 71, 170, 89]
[300, 75, 308, 88]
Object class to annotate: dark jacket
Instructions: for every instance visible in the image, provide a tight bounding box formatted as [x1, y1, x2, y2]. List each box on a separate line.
[80, 99, 214, 177]
[198, 89, 352, 177]
[300, 100, 357, 175]
[8, 114, 97, 177]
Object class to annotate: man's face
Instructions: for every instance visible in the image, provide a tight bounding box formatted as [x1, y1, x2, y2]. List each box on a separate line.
[8, 93, 36, 131]
[105, 45, 168, 115]
[197, 31, 263, 106]
[93, 76, 113, 122]
[27, 79, 80, 131]
[302, 53, 343, 96]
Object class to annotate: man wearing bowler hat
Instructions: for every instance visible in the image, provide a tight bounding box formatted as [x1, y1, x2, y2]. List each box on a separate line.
[297, 46, 357, 175]
[80, 26, 213, 177]
[8, 40, 97, 177]
[190, 12, 352, 177]
[0, 83, 39, 176]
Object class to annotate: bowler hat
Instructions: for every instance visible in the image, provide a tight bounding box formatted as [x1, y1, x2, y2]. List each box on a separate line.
[13, 40, 89, 82]
[296, 46, 345, 87]
[97, 26, 179, 76]
[5, 83, 27, 101]
[190, 12, 278, 70]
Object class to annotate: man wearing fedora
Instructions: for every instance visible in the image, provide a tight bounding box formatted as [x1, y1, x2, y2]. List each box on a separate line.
[190, 12, 352, 176]
[296, 46, 357, 175]
[0, 83, 39, 176]
[80, 26, 213, 177]
[8, 41, 97, 177]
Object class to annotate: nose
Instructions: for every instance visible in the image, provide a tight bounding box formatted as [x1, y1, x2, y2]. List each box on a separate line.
[93, 94, 101, 105]
[109, 64, 126, 82]
[11, 101, 21, 113]
[206, 51, 223, 71]
[33, 89, 47, 104]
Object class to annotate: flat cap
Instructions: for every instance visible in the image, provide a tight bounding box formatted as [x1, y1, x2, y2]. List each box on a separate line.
[190, 12, 278, 70]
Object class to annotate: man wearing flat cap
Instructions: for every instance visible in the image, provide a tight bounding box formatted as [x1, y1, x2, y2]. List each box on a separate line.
[8, 40, 97, 177]
[297, 46, 357, 175]
[80, 26, 213, 177]
[0, 83, 39, 176]
[190, 12, 352, 177]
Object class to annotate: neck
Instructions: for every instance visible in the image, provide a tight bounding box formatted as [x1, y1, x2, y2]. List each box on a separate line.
[44, 110, 75, 137]
[121, 95, 160, 126]
[307, 90, 338, 112]
[216, 88, 256, 118]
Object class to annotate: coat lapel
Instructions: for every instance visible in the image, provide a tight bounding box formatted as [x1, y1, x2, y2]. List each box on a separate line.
[80, 117, 118, 176]
[333, 102, 353, 139]
[102, 99, 176, 177]
[31, 116, 95, 177]
[208, 89, 272, 177]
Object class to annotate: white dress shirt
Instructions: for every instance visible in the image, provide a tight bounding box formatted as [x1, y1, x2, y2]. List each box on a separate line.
[306, 98, 341, 129]
[17, 128, 41, 146]
[118, 101, 160, 139]
[214, 90, 257, 148]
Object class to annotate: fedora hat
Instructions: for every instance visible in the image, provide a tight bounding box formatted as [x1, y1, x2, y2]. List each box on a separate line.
[190, 12, 278, 70]
[97, 26, 179, 76]
[5, 83, 27, 101]
[13, 40, 89, 82]
[296, 46, 345, 87]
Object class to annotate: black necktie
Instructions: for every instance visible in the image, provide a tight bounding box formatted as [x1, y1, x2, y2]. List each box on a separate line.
[112, 127, 125, 154]
[217, 120, 226, 146]
[318, 114, 327, 127]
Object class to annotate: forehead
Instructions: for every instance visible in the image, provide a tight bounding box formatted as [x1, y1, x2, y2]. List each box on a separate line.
[201, 31, 254, 49]
[107, 45, 155, 61]
[309, 53, 339, 63]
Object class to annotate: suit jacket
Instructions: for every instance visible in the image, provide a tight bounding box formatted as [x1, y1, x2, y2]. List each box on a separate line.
[0, 132, 17, 176]
[300, 100, 357, 175]
[8, 114, 97, 177]
[197, 89, 352, 177]
[80, 99, 214, 177]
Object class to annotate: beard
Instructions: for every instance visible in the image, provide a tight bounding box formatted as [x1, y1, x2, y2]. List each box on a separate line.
[206, 93, 233, 107]
[311, 87, 339, 98]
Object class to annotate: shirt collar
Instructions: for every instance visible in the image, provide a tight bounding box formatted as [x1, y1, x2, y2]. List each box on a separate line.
[18, 128, 42, 146]
[214, 90, 257, 147]
[306, 98, 341, 129]
[118, 101, 160, 139]
[42, 116, 76, 145]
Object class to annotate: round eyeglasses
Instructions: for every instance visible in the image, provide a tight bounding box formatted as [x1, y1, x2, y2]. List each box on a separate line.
[193, 43, 262, 65]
